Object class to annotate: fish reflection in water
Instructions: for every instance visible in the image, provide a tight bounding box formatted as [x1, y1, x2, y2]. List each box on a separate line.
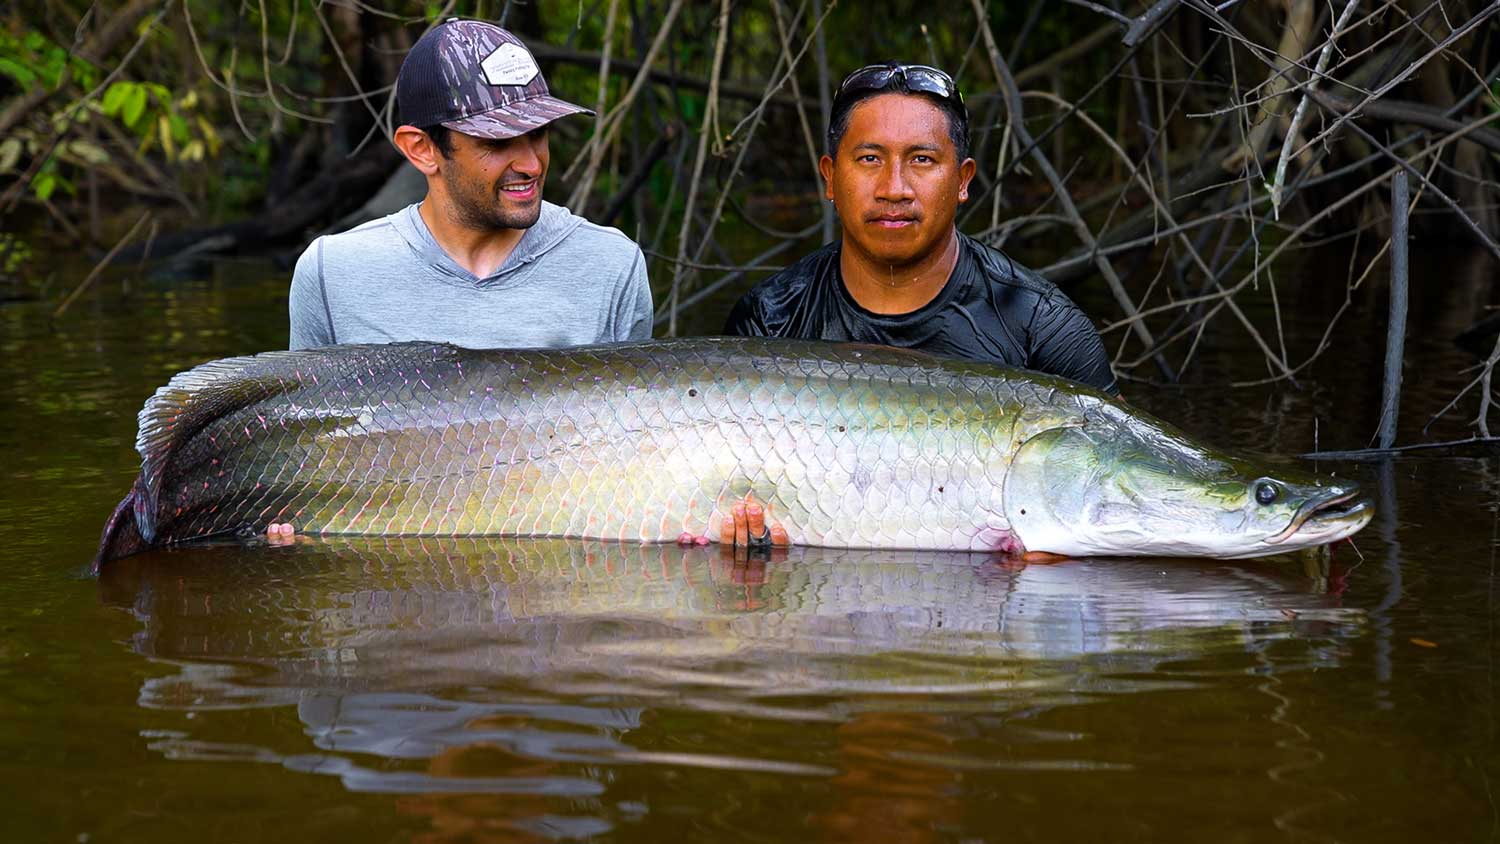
[99, 538, 1360, 838]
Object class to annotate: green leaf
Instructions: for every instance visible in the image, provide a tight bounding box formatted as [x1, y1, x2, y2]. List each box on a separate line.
[0, 234, 31, 274]
[102, 81, 132, 116]
[158, 114, 176, 160]
[168, 113, 189, 145]
[0, 138, 21, 172]
[69, 58, 98, 90]
[122, 85, 147, 128]
[34, 172, 56, 201]
[196, 116, 221, 157]
[64, 139, 110, 165]
[38, 61, 66, 90]
[0, 57, 37, 86]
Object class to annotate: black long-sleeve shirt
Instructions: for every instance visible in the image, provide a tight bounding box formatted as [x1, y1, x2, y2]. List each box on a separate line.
[724, 234, 1118, 394]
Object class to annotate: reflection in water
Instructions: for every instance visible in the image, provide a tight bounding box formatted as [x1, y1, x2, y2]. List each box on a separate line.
[100, 537, 1359, 840]
[2, 247, 1490, 842]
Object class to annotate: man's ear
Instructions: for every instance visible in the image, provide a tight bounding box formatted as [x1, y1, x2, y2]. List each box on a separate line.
[818, 154, 835, 202]
[957, 157, 977, 204]
[394, 125, 441, 177]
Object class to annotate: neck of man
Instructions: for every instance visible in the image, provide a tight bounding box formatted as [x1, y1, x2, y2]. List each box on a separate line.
[419, 184, 527, 279]
[839, 230, 961, 315]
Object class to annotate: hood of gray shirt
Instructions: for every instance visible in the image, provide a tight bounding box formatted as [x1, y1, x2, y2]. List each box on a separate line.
[389, 200, 585, 287]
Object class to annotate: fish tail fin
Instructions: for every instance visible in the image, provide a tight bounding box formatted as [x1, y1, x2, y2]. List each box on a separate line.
[93, 485, 148, 573]
[105, 343, 451, 563]
[129, 350, 323, 543]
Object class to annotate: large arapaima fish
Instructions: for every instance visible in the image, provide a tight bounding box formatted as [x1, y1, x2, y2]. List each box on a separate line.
[94, 338, 1371, 569]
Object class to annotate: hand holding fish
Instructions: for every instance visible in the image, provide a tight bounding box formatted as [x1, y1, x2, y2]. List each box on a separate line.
[725, 497, 790, 552]
[266, 523, 296, 545]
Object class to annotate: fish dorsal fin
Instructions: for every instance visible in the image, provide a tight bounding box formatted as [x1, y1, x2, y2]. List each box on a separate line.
[132, 350, 314, 541]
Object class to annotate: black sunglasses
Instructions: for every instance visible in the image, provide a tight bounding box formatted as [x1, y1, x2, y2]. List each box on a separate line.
[834, 63, 963, 107]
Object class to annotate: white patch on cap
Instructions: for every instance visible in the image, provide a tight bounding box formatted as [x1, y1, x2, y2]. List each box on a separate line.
[481, 43, 539, 87]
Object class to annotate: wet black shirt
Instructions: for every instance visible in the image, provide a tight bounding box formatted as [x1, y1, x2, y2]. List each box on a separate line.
[724, 234, 1118, 393]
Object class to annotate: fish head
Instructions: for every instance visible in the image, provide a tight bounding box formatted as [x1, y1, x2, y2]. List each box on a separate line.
[1002, 410, 1372, 559]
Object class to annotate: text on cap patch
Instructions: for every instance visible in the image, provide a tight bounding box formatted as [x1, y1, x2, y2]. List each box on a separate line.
[481, 43, 539, 87]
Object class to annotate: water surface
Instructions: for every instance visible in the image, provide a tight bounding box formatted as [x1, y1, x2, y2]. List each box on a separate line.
[2, 251, 1498, 842]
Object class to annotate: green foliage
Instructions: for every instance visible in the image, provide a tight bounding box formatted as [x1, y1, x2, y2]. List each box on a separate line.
[0, 29, 98, 90]
[0, 233, 32, 275]
[101, 81, 151, 129]
[0, 77, 223, 207]
[32, 158, 64, 201]
[92, 81, 221, 163]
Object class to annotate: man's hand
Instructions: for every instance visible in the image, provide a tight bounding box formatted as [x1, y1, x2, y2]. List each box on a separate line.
[722, 496, 790, 552]
[266, 522, 296, 546]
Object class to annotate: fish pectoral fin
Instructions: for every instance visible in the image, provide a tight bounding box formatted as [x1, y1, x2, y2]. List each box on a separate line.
[1019, 550, 1072, 563]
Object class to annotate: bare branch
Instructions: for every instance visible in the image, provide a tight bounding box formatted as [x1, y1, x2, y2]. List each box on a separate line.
[1270, 0, 1363, 218]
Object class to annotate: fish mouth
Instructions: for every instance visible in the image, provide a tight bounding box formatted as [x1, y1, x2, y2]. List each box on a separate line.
[1264, 489, 1373, 545]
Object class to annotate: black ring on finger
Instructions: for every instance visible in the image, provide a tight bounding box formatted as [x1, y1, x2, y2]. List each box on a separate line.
[746, 526, 773, 551]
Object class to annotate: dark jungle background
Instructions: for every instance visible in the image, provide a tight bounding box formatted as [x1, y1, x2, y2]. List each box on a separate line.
[6, 5, 1500, 842]
[3, 0, 1498, 439]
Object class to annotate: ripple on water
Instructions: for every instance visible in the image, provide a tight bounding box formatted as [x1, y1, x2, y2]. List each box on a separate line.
[91, 536, 1364, 801]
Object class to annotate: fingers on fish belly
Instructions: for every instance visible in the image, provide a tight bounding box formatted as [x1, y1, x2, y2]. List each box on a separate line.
[980, 530, 1069, 562]
[976, 526, 1028, 556]
[672, 502, 792, 549]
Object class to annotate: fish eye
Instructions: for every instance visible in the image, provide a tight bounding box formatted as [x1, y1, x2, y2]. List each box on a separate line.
[1254, 481, 1280, 506]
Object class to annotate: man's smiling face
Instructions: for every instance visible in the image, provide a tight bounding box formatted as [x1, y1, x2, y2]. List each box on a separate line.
[439, 126, 550, 231]
[821, 93, 975, 268]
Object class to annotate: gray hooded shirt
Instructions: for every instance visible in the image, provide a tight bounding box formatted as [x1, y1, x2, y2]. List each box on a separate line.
[289, 200, 652, 350]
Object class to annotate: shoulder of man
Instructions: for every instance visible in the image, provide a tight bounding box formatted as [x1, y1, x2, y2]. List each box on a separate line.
[958, 233, 1059, 298]
[725, 242, 838, 335]
[959, 233, 1099, 328]
[526, 204, 650, 321]
[960, 235, 1117, 393]
[298, 208, 408, 274]
[516, 204, 651, 343]
[528, 202, 640, 268]
[318, 210, 405, 249]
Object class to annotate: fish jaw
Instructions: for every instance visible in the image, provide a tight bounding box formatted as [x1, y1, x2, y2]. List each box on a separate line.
[1258, 489, 1374, 552]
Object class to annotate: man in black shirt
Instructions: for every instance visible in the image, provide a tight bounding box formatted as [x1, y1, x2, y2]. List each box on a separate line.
[726, 63, 1115, 393]
[721, 62, 1117, 550]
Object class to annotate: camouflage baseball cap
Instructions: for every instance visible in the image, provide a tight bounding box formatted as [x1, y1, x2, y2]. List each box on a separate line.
[396, 19, 592, 140]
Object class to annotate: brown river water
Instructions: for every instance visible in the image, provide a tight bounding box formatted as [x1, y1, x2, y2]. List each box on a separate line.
[1, 245, 1497, 842]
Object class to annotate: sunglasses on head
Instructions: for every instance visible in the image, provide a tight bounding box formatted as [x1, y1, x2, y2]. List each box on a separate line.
[834, 63, 963, 106]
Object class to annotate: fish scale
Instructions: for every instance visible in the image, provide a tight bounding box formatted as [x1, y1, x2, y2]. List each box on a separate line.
[97, 336, 1373, 567]
[127, 338, 1045, 553]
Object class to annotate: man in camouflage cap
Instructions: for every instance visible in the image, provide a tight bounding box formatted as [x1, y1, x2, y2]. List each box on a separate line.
[274, 19, 654, 543]
[287, 18, 652, 353]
